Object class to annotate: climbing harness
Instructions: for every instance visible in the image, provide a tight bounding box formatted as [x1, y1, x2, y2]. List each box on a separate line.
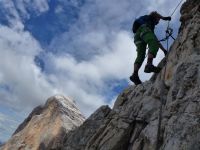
[155, 0, 185, 150]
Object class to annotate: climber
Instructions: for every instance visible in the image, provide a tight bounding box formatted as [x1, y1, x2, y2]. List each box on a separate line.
[130, 11, 171, 85]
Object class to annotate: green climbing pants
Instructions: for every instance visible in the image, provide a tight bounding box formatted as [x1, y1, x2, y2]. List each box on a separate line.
[134, 24, 159, 66]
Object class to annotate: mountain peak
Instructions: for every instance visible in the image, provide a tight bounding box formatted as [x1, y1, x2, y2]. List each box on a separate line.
[1, 95, 85, 150]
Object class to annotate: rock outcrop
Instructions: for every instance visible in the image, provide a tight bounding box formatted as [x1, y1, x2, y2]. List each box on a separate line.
[61, 0, 200, 149]
[62, 105, 111, 150]
[1, 95, 85, 150]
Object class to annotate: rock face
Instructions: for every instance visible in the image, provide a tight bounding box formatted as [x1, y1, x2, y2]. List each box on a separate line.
[62, 105, 111, 150]
[1, 95, 85, 150]
[61, 0, 200, 149]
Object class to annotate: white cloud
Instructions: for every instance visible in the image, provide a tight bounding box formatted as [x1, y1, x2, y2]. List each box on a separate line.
[146, 0, 186, 16]
[0, 25, 56, 111]
[0, 0, 49, 29]
[55, 5, 64, 14]
[0, 112, 20, 142]
[44, 31, 137, 115]
[18, 0, 49, 17]
[0, 0, 24, 30]
[32, 0, 49, 14]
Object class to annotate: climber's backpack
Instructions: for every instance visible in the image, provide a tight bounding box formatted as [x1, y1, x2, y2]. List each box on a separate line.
[132, 15, 149, 33]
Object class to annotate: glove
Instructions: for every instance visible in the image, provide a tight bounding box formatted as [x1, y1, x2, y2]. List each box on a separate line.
[163, 16, 171, 21]
[163, 50, 168, 56]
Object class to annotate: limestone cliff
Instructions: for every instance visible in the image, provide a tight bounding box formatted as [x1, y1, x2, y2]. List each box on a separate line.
[1, 95, 85, 150]
[62, 0, 200, 150]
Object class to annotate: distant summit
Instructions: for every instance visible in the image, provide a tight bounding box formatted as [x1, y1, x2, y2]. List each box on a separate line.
[1, 95, 85, 150]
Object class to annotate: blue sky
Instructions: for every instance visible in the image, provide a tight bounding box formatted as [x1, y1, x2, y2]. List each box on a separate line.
[0, 0, 185, 142]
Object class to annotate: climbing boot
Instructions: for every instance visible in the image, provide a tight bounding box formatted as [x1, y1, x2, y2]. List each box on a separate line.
[130, 74, 142, 85]
[144, 64, 161, 73]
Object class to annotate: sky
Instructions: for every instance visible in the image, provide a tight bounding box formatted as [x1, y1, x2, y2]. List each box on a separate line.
[0, 0, 185, 142]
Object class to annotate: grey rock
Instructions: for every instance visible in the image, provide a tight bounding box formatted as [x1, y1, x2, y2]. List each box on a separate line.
[62, 105, 111, 150]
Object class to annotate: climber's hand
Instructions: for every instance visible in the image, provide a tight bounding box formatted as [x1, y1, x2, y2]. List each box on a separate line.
[163, 16, 171, 21]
